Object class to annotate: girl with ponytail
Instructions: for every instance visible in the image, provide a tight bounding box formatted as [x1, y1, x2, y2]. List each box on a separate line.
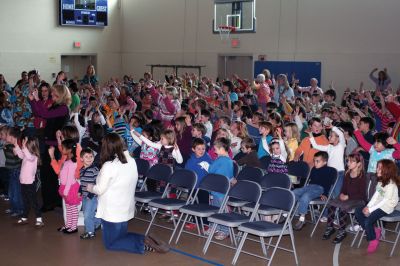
[49, 139, 82, 234]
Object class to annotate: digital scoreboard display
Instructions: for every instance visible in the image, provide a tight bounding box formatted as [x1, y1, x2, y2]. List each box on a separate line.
[59, 0, 108, 27]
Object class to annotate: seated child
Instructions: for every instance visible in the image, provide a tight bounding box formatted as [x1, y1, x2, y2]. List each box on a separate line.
[292, 151, 336, 231]
[236, 137, 262, 168]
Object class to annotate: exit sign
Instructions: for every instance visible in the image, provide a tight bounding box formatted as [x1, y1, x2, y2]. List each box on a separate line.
[74, 41, 81, 48]
[231, 38, 240, 48]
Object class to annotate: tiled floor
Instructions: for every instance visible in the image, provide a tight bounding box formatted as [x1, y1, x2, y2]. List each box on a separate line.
[1, 201, 399, 266]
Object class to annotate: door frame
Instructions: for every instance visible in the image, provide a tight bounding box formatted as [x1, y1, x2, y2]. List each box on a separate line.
[60, 53, 98, 79]
[218, 53, 254, 80]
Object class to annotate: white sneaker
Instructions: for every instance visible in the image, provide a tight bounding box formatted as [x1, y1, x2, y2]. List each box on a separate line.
[333, 219, 339, 226]
[320, 217, 328, 223]
[349, 224, 361, 232]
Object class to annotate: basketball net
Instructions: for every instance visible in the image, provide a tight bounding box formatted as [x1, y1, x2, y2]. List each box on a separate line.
[218, 25, 235, 42]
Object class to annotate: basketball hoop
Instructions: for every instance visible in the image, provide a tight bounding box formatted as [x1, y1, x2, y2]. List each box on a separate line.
[218, 25, 236, 41]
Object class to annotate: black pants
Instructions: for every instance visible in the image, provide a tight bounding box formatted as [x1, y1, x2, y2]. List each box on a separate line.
[40, 147, 61, 209]
[197, 189, 210, 225]
[0, 167, 9, 196]
[21, 183, 41, 218]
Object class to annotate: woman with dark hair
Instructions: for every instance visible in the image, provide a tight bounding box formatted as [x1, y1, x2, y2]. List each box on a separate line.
[29, 84, 71, 212]
[87, 133, 169, 254]
[369, 67, 391, 92]
[0, 74, 11, 93]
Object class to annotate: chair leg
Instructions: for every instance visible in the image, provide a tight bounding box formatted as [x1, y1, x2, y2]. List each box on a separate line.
[203, 223, 218, 254]
[260, 236, 268, 256]
[232, 232, 248, 265]
[357, 230, 365, 248]
[145, 207, 159, 235]
[169, 212, 184, 244]
[390, 222, 400, 257]
[267, 232, 285, 266]
[289, 224, 299, 265]
[230, 227, 238, 247]
[175, 213, 190, 244]
[351, 229, 360, 247]
[194, 217, 201, 236]
[311, 204, 327, 238]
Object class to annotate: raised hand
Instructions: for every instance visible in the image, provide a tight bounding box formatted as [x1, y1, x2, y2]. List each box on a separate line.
[22, 137, 28, 148]
[48, 146, 55, 160]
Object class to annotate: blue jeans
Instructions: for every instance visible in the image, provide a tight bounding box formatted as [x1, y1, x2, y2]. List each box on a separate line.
[101, 219, 145, 254]
[83, 196, 101, 233]
[8, 169, 23, 214]
[332, 171, 344, 199]
[293, 184, 324, 215]
[355, 207, 387, 241]
[211, 193, 229, 234]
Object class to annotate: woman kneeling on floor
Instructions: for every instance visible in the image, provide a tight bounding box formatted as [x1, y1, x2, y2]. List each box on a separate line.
[87, 133, 169, 254]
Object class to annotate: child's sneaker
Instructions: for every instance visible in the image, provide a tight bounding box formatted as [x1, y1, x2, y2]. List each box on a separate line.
[5, 209, 12, 214]
[80, 232, 95, 239]
[320, 217, 328, 223]
[214, 231, 229, 241]
[348, 224, 361, 232]
[367, 239, 379, 253]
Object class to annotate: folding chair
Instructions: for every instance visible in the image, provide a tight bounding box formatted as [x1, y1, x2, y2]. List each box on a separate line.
[170, 173, 230, 244]
[309, 168, 338, 237]
[227, 166, 263, 210]
[202, 181, 262, 254]
[288, 161, 310, 187]
[241, 173, 292, 215]
[135, 164, 173, 215]
[135, 158, 150, 190]
[232, 188, 298, 266]
[145, 169, 197, 235]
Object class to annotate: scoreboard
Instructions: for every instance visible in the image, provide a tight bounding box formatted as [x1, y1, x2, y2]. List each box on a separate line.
[59, 0, 108, 27]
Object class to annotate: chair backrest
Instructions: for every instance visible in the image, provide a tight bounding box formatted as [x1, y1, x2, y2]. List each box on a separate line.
[228, 180, 262, 203]
[169, 169, 197, 190]
[288, 161, 310, 181]
[259, 188, 295, 212]
[233, 161, 239, 178]
[236, 166, 263, 184]
[260, 173, 291, 190]
[259, 156, 271, 170]
[135, 158, 150, 178]
[146, 164, 173, 182]
[199, 174, 230, 195]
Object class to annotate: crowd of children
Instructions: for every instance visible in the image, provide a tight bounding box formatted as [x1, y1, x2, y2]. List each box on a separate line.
[0, 66, 399, 255]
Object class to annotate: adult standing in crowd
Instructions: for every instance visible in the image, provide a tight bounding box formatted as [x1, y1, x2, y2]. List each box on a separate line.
[29, 84, 71, 212]
[87, 133, 169, 254]
[82, 65, 98, 87]
[369, 67, 391, 92]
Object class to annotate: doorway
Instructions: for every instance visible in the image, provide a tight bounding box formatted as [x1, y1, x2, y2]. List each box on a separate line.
[218, 54, 253, 81]
[60, 54, 97, 82]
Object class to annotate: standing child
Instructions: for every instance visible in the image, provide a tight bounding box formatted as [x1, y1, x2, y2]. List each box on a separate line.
[4, 128, 23, 216]
[355, 159, 399, 253]
[283, 122, 299, 161]
[322, 153, 366, 244]
[207, 138, 234, 240]
[130, 126, 160, 167]
[257, 121, 273, 158]
[49, 139, 82, 234]
[14, 137, 43, 227]
[79, 148, 101, 239]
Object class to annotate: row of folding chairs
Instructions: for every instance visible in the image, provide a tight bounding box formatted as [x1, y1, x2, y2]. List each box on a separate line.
[134, 159, 299, 265]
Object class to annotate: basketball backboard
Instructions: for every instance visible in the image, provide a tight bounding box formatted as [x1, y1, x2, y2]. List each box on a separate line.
[213, 0, 256, 33]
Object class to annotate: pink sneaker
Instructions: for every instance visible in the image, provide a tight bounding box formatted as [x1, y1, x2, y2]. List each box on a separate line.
[374, 227, 382, 240]
[367, 239, 379, 254]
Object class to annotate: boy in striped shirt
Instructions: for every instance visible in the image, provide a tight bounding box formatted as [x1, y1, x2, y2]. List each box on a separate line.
[79, 148, 100, 239]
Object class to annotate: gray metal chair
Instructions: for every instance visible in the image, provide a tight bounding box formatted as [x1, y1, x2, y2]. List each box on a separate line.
[145, 169, 197, 235]
[232, 188, 298, 266]
[170, 173, 230, 244]
[202, 181, 262, 254]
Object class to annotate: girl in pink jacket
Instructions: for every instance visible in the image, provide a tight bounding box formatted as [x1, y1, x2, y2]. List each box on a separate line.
[14, 137, 43, 228]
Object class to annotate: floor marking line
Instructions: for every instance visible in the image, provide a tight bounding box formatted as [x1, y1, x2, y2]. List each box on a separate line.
[333, 243, 341, 266]
[171, 248, 224, 266]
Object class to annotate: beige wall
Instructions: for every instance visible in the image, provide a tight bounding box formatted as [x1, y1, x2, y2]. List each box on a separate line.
[0, 0, 122, 85]
[121, 0, 400, 95]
